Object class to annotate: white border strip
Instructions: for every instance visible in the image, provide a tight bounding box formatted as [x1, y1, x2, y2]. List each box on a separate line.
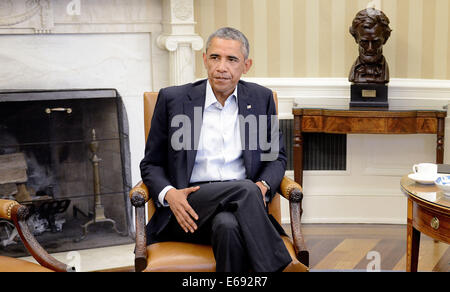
[242, 78, 450, 118]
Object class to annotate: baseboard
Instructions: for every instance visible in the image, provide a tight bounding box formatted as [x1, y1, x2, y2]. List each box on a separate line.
[282, 218, 407, 225]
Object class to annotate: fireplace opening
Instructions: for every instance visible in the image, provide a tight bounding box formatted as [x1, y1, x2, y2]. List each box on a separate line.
[0, 89, 133, 257]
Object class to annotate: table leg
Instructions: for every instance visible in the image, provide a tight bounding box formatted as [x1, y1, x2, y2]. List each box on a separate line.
[436, 115, 445, 164]
[435, 115, 445, 245]
[293, 115, 304, 186]
[406, 199, 420, 272]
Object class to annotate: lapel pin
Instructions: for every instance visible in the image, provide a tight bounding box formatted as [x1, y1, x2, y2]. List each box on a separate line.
[247, 105, 252, 109]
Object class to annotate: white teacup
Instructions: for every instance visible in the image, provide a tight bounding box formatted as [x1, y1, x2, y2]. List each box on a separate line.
[412, 163, 437, 178]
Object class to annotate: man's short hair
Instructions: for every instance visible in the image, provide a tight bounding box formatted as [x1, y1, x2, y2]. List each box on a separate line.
[350, 8, 392, 44]
[206, 27, 250, 59]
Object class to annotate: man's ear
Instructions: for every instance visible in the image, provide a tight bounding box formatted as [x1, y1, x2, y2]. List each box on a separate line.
[243, 58, 253, 74]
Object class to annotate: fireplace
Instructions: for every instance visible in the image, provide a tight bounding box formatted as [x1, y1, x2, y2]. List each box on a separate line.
[0, 89, 133, 256]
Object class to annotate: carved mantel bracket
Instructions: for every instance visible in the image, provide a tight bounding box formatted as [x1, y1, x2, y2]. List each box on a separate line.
[157, 33, 203, 86]
[157, 0, 203, 86]
[157, 34, 203, 53]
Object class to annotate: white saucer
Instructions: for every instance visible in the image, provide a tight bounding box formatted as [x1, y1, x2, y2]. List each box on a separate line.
[408, 173, 438, 185]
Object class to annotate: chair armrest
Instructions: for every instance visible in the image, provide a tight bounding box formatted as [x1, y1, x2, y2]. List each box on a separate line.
[129, 181, 149, 272]
[0, 199, 75, 272]
[280, 176, 303, 201]
[129, 181, 150, 207]
[279, 177, 309, 267]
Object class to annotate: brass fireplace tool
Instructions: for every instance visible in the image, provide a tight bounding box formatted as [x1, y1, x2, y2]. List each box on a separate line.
[75, 129, 126, 242]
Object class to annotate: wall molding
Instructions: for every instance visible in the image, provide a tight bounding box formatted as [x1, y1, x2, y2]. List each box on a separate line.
[281, 170, 408, 224]
[243, 77, 450, 119]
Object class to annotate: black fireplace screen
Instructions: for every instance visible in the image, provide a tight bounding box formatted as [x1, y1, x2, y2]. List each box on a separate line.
[0, 89, 133, 256]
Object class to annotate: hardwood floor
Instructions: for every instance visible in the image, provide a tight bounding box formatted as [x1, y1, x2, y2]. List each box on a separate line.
[93, 224, 449, 272]
[286, 224, 449, 272]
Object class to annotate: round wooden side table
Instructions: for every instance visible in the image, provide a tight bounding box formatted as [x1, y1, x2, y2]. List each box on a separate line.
[400, 175, 450, 272]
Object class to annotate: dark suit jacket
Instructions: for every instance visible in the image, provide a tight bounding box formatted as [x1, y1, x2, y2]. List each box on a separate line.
[140, 79, 287, 239]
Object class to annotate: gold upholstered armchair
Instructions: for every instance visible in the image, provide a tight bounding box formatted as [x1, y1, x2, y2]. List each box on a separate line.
[129, 92, 309, 272]
[0, 199, 75, 272]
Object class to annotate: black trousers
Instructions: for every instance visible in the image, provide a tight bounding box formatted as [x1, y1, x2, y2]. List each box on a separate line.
[155, 179, 292, 272]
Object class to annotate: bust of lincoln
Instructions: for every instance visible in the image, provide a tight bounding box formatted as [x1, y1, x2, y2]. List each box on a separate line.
[349, 8, 392, 84]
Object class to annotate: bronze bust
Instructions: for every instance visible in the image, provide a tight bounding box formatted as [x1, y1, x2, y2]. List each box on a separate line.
[349, 8, 392, 84]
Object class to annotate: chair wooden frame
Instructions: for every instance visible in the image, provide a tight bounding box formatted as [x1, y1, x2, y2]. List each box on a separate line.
[0, 199, 75, 272]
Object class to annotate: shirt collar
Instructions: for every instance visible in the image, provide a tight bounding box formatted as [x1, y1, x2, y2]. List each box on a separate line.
[205, 80, 238, 108]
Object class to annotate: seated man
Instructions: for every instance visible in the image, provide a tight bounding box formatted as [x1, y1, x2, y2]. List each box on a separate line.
[140, 27, 292, 272]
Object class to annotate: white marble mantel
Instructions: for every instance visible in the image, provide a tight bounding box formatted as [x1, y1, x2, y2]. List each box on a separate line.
[0, 0, 203, 87]
[0, 0, 203, 190]
[0, 0, 162, 34]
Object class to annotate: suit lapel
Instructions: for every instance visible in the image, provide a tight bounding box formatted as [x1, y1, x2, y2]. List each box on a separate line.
[237, 82, 254, 178]
[184, 81, 206, 184]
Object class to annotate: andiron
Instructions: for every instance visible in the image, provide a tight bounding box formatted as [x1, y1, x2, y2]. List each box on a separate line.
[75, 129, 126, 242]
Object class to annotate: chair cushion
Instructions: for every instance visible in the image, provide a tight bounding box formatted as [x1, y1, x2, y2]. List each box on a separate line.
[144, 241, 215, 272]
[0, 256, 53, 272]
[144, 236, 308, 272]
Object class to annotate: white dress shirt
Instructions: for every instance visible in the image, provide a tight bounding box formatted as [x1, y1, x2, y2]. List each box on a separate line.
[158, 81, 246, 206]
